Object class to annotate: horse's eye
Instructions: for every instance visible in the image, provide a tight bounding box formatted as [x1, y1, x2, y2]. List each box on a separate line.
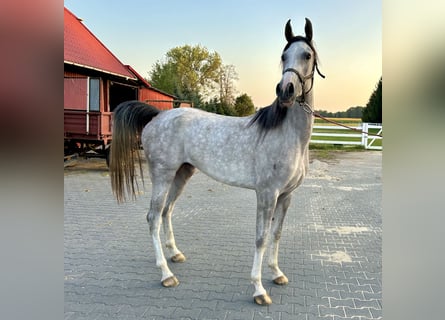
[304, 52, 312, 60]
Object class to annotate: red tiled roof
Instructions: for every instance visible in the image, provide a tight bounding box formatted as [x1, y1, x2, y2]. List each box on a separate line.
[64, 7, 136, 79]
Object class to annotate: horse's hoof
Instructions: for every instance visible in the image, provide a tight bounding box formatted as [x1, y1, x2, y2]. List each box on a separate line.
[254, 293, 272, 305]
[161, 276, 179, 287]
[171, 253, 186, 263]
[273, 275, 289, 285]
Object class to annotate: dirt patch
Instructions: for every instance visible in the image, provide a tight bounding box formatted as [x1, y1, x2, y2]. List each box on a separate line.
[64, 157, 109, 176]
[309, 149, 340, 164]
[317, 251, 352, 263]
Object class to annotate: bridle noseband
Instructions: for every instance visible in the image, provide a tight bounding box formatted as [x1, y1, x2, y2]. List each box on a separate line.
[282, 67, 314, 103]
[282, 63, 325, 103]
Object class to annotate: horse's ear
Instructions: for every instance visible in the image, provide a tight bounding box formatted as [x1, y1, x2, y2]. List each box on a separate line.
[304, 17, 313, 42]
[285, 19, 294, 42]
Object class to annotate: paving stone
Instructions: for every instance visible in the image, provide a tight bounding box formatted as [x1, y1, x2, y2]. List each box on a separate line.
[344, 306, 373, 318]
[353, 298, 381, 309]
[318, 305, 346, 317]
[328, 297, 355, 308]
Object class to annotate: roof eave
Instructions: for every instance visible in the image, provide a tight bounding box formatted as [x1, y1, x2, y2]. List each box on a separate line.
[64, 60, 137, 80]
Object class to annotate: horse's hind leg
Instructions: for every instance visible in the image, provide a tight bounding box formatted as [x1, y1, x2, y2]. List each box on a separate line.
[147, 169, 179, 287]
[162, 163, 196, 263]
[268, 193, 292, 285]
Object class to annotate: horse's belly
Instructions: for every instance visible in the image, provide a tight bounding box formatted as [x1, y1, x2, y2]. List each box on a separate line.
[187, 150, 256, 189]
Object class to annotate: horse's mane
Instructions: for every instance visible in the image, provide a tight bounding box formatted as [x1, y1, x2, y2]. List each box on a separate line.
[248, 99, 288, 133]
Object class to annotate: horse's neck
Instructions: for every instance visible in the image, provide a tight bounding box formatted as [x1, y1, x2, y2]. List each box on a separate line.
[288, 94, 314, 130]
[278, 94, 313, 159]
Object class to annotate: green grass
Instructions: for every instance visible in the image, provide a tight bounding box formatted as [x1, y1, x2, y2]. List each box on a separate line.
[309, 144, 365, 151]
[309, 145, 366, 162]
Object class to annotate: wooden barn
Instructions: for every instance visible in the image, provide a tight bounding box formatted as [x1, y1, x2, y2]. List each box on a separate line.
[64, 7, 178, 162]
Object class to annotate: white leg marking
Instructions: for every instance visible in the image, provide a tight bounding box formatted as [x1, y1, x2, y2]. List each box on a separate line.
[268, 240, 284, 279]
[251, 247, 267, 297]
[163, 213, 182, 258]
[152, 223, 174, 281]
[148, 177, 176, 282]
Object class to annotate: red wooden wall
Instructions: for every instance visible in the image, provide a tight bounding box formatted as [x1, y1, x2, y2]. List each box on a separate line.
[139, 88, 174, 110]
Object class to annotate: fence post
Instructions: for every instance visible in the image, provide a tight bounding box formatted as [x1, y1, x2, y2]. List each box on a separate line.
[361, 122, 369, 149]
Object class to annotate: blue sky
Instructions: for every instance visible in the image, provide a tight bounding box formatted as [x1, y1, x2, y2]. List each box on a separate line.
[64, 0, 381, 111]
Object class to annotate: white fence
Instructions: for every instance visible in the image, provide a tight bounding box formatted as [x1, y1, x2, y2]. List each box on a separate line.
[311, 122, 382, 150]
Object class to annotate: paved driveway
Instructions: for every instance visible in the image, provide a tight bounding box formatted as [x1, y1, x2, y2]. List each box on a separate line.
[64, 151, 382, 320]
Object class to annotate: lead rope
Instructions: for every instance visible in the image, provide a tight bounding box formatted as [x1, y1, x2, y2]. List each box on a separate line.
[299, 101, 383, 137]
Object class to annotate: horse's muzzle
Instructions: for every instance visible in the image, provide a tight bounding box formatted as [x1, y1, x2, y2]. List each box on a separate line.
[276, 82, 295, 107]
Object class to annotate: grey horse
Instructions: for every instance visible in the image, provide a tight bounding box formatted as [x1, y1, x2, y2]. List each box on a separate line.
[110, 18, 324, 305]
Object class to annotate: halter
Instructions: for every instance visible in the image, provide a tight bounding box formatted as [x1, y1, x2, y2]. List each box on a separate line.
[282, 63, 325, 103]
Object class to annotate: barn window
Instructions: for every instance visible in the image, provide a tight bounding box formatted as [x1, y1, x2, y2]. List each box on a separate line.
[89, 78, 100, 111]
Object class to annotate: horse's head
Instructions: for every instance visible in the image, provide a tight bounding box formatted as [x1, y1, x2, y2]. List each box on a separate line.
[276, 18, 324, 107]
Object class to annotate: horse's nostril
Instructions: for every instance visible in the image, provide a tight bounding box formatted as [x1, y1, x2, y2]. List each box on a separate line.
[276, 82, 295, 100]
[287, 83, 294, 95]
[276, 83, 281, 96]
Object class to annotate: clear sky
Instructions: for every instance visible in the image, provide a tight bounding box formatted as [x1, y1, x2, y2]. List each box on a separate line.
[64, 0, 381, 112]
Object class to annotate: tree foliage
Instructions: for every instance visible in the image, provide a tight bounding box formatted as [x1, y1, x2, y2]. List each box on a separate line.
[149, 60, 179, 96]
[218, 64, 238, 105]
[201, 98, 234, 116]
[148, 44, 254, 116]
[148, 44, 222, 104]
[362, 77, 382, 123]
[315, 106, 364, 118]
[234, 93, 255, 116]
[199, 93, 255, 117]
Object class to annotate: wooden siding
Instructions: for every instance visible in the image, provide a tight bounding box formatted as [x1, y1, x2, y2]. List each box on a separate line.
[64, 110, 112, 144]
[140, 88, 174, 110]
[64, 71, 85, 78]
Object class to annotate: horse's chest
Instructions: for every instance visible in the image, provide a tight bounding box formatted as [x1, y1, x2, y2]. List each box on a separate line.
[262, 155, 306, 188]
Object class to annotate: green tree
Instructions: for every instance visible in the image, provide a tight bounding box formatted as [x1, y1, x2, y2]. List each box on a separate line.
[362, 77, 382, 123]
[148, 60, 180, 96]
[217, 101, 236, 116]
[148, 45, 222, 105]
[218, 64, 238, 105]
[201, 98, 236, 116]
[315, 106, 364, 118]
[234, 93, 255, 116]
[345, 106, 364, 118]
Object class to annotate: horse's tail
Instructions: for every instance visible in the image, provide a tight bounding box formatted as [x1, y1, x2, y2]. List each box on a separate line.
[109, 100, 160, 203]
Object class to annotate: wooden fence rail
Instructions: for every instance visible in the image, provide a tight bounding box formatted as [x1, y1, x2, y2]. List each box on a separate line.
[311, 122, 382, 150]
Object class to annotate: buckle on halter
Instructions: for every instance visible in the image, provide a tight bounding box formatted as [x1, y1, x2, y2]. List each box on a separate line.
[299, 101, 313, 114]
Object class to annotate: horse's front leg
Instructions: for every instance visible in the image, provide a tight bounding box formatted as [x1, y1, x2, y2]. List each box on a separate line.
[268, 193, 292, 285]
[251, 191, 278, 305]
